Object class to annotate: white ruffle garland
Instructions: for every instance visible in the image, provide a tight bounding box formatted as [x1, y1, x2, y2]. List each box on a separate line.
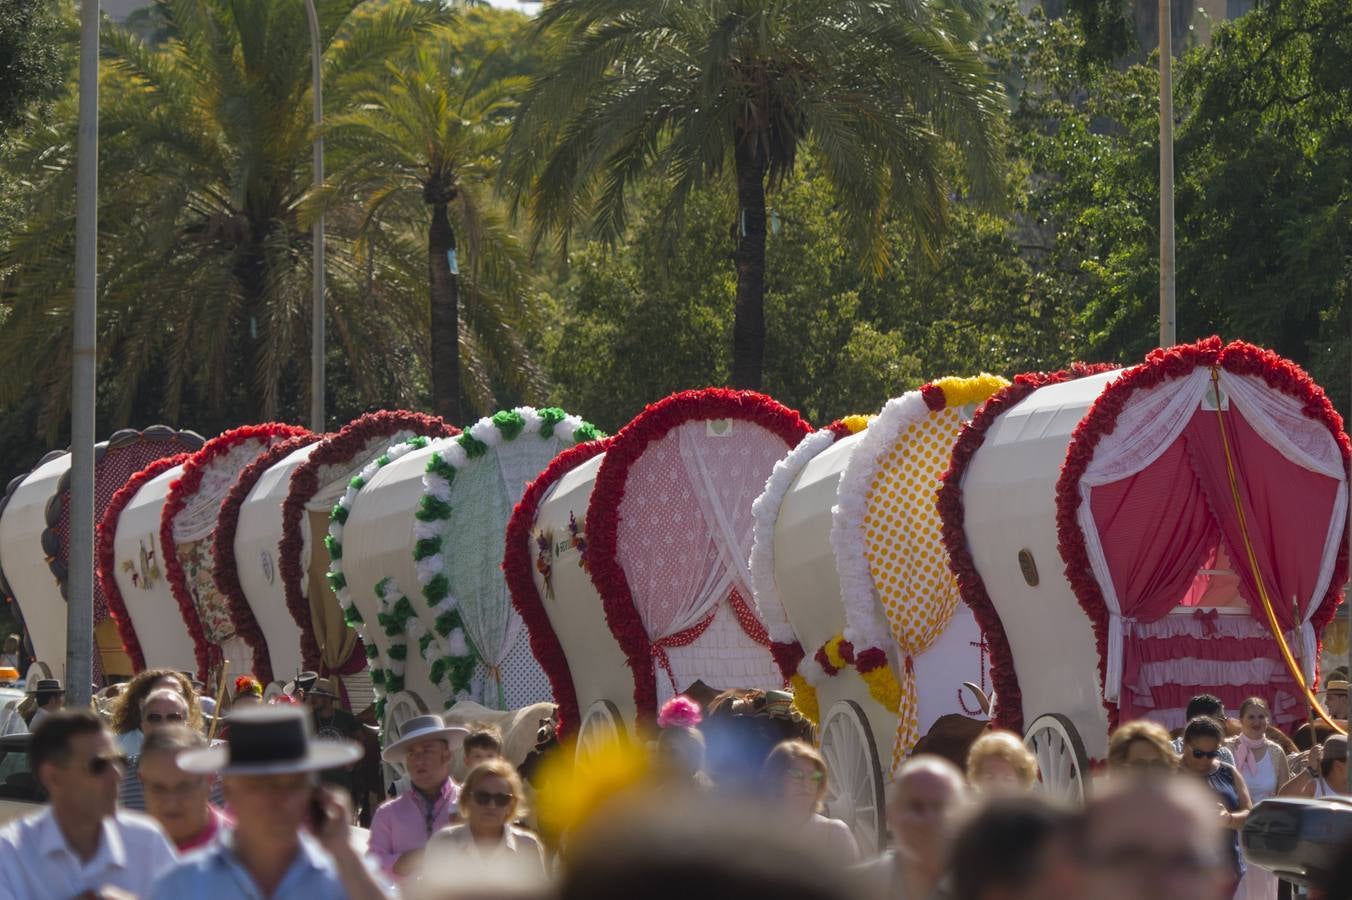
[748, 427, 841, 645]
[830, 393, 930, 654]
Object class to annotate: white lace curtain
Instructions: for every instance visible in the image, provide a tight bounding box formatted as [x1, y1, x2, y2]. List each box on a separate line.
[172, 441, 273, 542]
[446, 438, 561, 709]
[617, 422, 773, 646]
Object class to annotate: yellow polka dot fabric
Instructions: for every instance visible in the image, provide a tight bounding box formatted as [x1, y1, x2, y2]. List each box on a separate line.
[863, 406, 964, 773]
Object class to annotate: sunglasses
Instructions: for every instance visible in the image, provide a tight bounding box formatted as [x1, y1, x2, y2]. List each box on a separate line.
[144, 712, 186, 724]
[470, 790, 514, 808]
[1190, 749, 1220, 760]
[86, 753, 129, 776]
[784, 768, 825, 784]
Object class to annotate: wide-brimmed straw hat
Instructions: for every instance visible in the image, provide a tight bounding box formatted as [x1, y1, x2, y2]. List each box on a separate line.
[178, 705, 362, 776]
[307, 677, 339, 699]
[382, 714, 469, 765]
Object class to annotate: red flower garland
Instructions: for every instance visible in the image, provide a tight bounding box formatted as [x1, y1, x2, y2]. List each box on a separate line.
[161, 423, 310, 680]
[586, 389, 813, 729]
[97, 454, 192, 673]
[211, 432, 321, 686]
[279, 411, 455, 676]
[937, 363, 1116, 734]
[503, 438, 611, 739]
[1054, 338, 1351, 730]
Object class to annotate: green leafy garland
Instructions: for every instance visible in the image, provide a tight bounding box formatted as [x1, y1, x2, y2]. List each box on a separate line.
[412, 408, 602, 701]
[326, 435, 433, 725]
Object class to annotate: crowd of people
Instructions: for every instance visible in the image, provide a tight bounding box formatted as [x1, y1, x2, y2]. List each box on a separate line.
[0, 666, 1345, 899]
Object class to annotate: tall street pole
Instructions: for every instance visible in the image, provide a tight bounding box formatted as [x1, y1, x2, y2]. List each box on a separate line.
[304, 0, 326, 433]
[1158, 0, 1177, 349]
[67, 0, 100, 707]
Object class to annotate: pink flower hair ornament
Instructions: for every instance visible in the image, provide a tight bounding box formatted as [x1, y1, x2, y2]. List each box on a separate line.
[657, 695, 703, 730]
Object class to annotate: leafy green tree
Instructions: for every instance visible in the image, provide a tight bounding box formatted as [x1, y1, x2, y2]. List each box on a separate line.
[0, 0, 67, 137]
[508, 0, 1006, 390]
[987, 2, 1350, 412]
[542, 159, 1063, 430]
[0, 0, 453, 435]
[319, 38, 540, 423]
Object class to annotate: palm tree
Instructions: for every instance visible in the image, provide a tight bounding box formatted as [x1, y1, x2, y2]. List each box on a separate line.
[316, 39, 540, 423]
[507, 0, 1006, 388]
[0, 0, 452, 433]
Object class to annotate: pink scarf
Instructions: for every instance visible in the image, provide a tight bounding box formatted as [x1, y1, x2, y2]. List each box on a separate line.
[1233, 734, 1268, 779]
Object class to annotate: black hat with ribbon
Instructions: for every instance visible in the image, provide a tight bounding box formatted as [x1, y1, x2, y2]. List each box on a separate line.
[178, 705, 362, 776]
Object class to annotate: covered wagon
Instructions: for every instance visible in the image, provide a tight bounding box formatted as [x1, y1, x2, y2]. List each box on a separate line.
[507, 389, 808, 755]
[212, 411, 451, 706]
[939, 340, 1350, 801]
[159, 424, 309, 680]
[330, 408, 596, 738]
[750, 376, 1004, 853]
[0, 426, 203, 683]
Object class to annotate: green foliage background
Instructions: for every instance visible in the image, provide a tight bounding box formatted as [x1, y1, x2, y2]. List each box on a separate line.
[0, 0, 1346, 478]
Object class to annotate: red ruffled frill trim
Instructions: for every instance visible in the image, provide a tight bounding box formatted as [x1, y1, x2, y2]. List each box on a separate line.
[212, 433, 321, 686]
[1054, 337, 1351, 731]
[97, 454, 192, 673]
[938, 363, 1116, 735]
[586, 389, 813, 730]
[279, 411, 455, 675]
[503, 437, 612, 739]
[162, 423, 310, 680]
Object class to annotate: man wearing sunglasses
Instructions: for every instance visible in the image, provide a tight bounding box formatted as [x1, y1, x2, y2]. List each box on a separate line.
[120, 688, 192, 812]
[0, 709, 177, 897]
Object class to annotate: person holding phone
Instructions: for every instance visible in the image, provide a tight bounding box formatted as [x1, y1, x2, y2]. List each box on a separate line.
[425, 759, 545, 877]
[148, 705, 391, 900]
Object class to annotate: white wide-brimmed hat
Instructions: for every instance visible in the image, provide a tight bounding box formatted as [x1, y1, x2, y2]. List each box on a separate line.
[382, 714, 470, 765]
[178, 705, 363, 776]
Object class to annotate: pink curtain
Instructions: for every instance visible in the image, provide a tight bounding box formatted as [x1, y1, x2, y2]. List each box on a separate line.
[1090, 439, 1220, 625]
[1183, 407, 1339, 631]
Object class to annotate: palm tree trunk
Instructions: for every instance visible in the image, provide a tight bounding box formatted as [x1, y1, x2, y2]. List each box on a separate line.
[731, 139, 768, 389]
[428, 202, 461, 423]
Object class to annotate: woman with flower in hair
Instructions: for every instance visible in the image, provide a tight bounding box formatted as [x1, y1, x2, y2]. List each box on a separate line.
[231, 675, 264, 708]
[762, 740, 860, 863]
[654, 696, 710, 791]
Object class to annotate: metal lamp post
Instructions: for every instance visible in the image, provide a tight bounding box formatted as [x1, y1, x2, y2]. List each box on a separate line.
[66, 0, 100, 707]
[304, 0, 326, 433]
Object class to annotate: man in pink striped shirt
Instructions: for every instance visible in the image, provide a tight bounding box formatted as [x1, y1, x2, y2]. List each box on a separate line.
[367, 716, 468, 878]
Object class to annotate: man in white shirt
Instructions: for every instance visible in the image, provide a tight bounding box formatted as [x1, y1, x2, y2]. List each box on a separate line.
[0, 708, 177, 898]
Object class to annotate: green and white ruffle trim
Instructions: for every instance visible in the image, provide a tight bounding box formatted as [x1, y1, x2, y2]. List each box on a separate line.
[412, 408, 601, 700]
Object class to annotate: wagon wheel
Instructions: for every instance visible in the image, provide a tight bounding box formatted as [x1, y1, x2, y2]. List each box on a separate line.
[384, 690, 429, 738]
[819, 700, 887, 857]
[1023, 712, 1090, 805]
[575, 699, 626, 766]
